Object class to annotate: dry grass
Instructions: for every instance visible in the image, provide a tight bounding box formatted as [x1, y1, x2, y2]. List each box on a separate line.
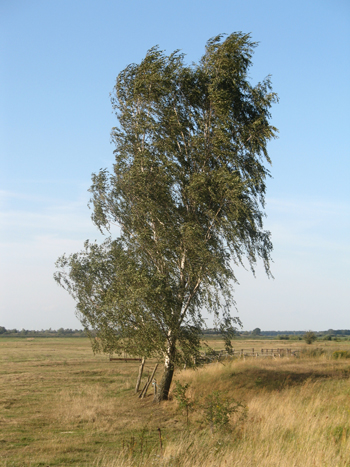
[95, 358, 350, 467]
[1, 338, 350, 466]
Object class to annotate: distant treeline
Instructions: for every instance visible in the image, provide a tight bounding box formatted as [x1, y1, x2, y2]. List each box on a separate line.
[202, 328, 350, 340]
[0, 327, 86, 337]
[1, 326, 350, 340]
[258, 330, 350, 337]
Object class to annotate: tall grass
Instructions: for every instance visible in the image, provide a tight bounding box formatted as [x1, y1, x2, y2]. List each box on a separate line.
[96, 358, 350, 467]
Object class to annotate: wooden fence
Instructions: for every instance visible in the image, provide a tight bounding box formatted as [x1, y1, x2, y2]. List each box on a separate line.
[109, 357, 142, 362]
[198, 348, 300, 362]
[109, 348, 301, 400]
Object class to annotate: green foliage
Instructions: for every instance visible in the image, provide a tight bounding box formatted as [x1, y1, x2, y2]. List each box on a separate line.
[327, 425, 350, 444]
[300, 347, 325, 358]
[278, 334, 290, 340]
[251, 328, 261, 336]
[173, 381, 194, 425]
[289, 335, 302, 341]
[0, 327, 85, 338]
[332, 350, 350, 359]
[54, 33, 277, 399]
[303, 331, 317, 345]
[203, 391, 245, 433]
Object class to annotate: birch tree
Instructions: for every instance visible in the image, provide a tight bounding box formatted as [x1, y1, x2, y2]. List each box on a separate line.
[54, 33, 278, 401]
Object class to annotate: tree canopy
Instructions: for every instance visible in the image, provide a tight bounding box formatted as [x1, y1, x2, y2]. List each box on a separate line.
[54, 33, 278, 400]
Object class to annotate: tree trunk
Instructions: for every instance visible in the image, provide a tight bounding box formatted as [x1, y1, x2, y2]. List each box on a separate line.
[155, 341, 176, 402]
[155, 358, 175, 401]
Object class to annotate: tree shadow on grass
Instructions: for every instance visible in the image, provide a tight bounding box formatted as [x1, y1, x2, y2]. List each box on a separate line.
[230, 368, 350, 392]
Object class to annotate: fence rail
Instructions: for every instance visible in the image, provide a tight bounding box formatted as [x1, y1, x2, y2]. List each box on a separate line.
[109, 357, 142, 362]
[198, 348, 300, 362]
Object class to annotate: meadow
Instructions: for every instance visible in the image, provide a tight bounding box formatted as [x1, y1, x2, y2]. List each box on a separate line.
[1, 337, 350, 466]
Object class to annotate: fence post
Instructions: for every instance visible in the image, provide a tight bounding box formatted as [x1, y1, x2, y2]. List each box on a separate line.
[157, 427, 163, 453]
[135, 357, 145, 393]
[139, 374, 151, 399]
[141, 363, 158, 399]
[153, 379, 157, 400]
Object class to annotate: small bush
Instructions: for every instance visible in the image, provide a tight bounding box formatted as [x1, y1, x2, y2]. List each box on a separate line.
[303, 331, 316, 345]
[289, 335, 302, 341]
[173, 381, 194, 426]
[278, 335, 290, 340]
[202, 391, 245, 433]
[332, 350, 350, 359]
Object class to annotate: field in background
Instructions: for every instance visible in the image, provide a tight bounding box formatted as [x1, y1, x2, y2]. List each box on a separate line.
[1, 338, 350, 466]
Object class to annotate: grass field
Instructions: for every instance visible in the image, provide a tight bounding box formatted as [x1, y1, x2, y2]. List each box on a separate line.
[1, 337, 350, 466]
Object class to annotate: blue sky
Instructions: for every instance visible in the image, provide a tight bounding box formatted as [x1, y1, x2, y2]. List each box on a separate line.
[0, 0, 349, 331]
